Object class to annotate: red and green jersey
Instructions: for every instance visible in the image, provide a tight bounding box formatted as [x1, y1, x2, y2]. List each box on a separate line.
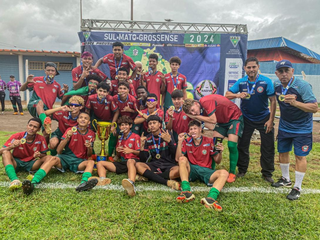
[61, 127, 95, 159]
[3, 132, 48, 162]
[27, 77, 63, 109]
[199, 94, 242, 124]
[86, 94, 118, 121]
[53, 111, 79, 134]
[165, 107, 190, 135]
[130, 74, 143, 93]
[136, 108, 164, 131]
[72, 65, 107, 88]
[144, 71, 164, 107]
[116, 132, 140, 161]
[110, 80, 136, 97]
[181, 136, 217, 169]
[112, 94, 137, 118]
[164, 73, 187, 94]
[102, 54, 136, 80]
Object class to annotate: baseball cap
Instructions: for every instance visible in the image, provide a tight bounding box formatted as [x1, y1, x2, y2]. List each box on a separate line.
[276, 60, 293, 70]
[9, 75, 15, 78]
[45, 62, 60, 75]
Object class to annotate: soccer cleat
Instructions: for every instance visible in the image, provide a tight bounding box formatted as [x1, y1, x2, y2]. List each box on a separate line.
[9, 179, 22, 191]
[20, 112, 24, 116]
[287, 187, 300, 200]
[176, 191, 195, 203]
[13, 112, 18, 115]
[88, 176, 111, 186]
[135, 174, 149, 182]
[76, 178, 98, 192]
[200, 197, 223, 212]
[271, 177, 292, 188]
[227, 173, 236, 183]
[262, 175, 274, 183]
[236, 172, 246, 178]
[22, 180, 35, 195]
[43, 117, 52, 134]
[167, 180, 181, 191]
[108, 156, 115, 162]
[122, 179, 136, 197]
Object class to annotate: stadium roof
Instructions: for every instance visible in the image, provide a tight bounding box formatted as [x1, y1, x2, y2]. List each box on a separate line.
[0, 49, 80, 57]
[248, 37, 320, 63]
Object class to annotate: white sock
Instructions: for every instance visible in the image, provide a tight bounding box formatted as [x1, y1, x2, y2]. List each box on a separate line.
[294, 171, 305, 190]
[280, 163, 290, 181]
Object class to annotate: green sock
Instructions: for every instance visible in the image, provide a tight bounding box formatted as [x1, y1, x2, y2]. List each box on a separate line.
[5, 164, 18, 181]
[50, 149, 57, 156]
[181, 180, 191, 191]
[81, 172, 92, 184]
[228, 141, 238, 174]
[207, 187, 220, 200]
[211, 160, 216, 170]
[108, 133, 117, 156]
[39, 113, 47, 125]
[31, 169, 47, 184]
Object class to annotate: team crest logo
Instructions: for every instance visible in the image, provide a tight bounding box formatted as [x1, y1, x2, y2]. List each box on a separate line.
[183, 115, 187, 120]
[133, 49, 138, 56]
[128, 143, 133, 148]
[83, 32, 91, 41]
[52, 88, 56, 93]
[105, 106, 109, 110]
[230, 36, 240, 48]
[302, 145, 309, 152]
[33, 147, 37, 151]
[156, 78, 159, 82]
[257, 86, 264, 93]
[135, 126, 139, 131]
[202, 150, 207, 155]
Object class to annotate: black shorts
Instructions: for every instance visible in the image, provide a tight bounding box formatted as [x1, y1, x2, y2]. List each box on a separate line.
[113, 159, 139, 174]
[146, 161, 177, 175]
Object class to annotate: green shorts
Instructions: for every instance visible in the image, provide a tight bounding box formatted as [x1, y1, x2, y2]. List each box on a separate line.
[189, 163, 215, 185]
[51, 128, 63, 140]
[27, 99, 49, 118]
[214, 115, 244, 138]
[14, 158, 36, 172]
[57, 153, 86, 173]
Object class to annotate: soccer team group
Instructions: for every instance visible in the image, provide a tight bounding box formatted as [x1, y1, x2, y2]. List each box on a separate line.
[0, 42, 318, 211]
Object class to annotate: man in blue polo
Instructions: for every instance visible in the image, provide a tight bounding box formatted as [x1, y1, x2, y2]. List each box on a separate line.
[271, 59, 318, 200]
[226, 57, 276, 183]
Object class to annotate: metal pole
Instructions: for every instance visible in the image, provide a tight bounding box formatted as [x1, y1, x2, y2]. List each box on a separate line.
[80, 0, 83, 30]
[131, 0, 133, 20]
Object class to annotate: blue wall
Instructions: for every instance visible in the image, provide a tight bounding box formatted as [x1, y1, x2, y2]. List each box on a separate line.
[259, 62, 320, 75]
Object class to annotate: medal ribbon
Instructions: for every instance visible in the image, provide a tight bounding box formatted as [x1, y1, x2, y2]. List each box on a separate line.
[119, 131, 132, 146]
[281, 77, 294, 95]
[118, 94, 128, 103]
[68, 112, 78, 121]
[174, 106, 182, 113]
[246, 74, 259, 95]
[97, 96, 108, 105]
[152, 134, 161, 156]
[115, 56, 123, 75]
[170, 73, 179, 89]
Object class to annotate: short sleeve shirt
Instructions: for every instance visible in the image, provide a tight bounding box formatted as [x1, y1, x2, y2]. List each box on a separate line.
[102, 54, 136, 80]
[52, 111, 79, 134]
[112, 94, 137, 118]
[144, 71, 164, 106]
[116, 132, 140, 161]
[165, 73, 187, 94]
[0, 79, 6, 92]
[136, 108, 164, 131]
[7, 80, 21, 96]
[72, 66, 107, 88]
[86, 94, 118, 121]
[165, 108, 190, 135]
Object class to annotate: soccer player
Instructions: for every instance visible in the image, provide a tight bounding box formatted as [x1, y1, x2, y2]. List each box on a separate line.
[94, 41, 137, 80]
[0, 118, 52, 191]
[92, 116, 140, 191]
[165, 89, 191, 143]
[110, 67, 136, 97]
[175, 120, 228, 211]
[42, 96, 84, 156]
[136, 86, 148, 111]
[163, 57, 187, 112]
[0, 75, 6, 114]
[72, 51, 107, 90]
[131, 61, 144, 93]
[122, 115, 180, 196]
[183, 94, 243, 183]
[134, 93, 164, 134]
[7, 75, 23, 115]
[142, 54, 165, 108]
[271, 60, 318, 200]
[113, 81, 137, 119]
[225, 57, 276, 183]
[21, 112, 98, 195]
[20, 62, 69, 135]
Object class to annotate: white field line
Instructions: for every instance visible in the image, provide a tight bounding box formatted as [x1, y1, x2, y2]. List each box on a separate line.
[0, 181, 320, 194]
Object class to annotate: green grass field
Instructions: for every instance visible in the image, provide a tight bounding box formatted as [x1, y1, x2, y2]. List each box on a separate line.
[0, 131, 319, 239]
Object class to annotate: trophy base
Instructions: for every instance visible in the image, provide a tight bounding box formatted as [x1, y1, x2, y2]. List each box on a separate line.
[96, 156, 107, 162]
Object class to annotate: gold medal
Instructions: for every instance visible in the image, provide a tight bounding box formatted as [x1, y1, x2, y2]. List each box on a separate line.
[71, 127, 77, 132]
[20, 138, 26, 144]
[147, 128, 151, 133]
[174, 87, 177, 90]
[245, 93, 251, 99]
[156, 154, 161, 159]
[279, 95, 285, 102]
[170, 106, 175, 111]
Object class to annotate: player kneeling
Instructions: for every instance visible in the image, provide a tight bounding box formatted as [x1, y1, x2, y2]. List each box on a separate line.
[92, 116, 141, 195]
[175, 120, 228, 211]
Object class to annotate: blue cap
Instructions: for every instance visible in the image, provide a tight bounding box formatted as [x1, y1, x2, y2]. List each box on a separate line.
[276, 60, 293, 70]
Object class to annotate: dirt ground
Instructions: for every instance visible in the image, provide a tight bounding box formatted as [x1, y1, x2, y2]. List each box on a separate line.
[1, 109, 320, 142]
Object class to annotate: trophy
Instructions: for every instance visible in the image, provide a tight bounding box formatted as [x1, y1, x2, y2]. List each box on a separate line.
[92, 120, 117, 162]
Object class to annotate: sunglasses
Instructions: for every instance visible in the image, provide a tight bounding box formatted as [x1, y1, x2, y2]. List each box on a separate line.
[69, 103, 82, 107]
[89, 81, 98, 85]
[147, 99, 157, 102]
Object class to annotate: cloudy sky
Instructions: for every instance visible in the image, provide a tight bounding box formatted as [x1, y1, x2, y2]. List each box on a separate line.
[0, 0, 319, 54]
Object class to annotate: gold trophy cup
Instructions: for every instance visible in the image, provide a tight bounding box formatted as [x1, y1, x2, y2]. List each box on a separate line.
[92, 120, 117, 162]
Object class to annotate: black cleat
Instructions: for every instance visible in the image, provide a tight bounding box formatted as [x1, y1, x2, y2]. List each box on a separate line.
[287, 187, 300, 200]
[22, 180, 35, 196]
[271, 177, 292, 188]
[262, 175, 274, 183]
[76, 178, 98, 192]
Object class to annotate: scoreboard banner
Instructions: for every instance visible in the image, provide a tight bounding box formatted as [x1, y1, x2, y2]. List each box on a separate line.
[78, 31, 247, 98]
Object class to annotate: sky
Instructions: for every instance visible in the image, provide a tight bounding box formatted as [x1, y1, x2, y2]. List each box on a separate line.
[0, 0, 319, 54]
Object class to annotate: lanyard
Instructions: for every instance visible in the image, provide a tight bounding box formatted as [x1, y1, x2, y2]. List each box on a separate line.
[68, 112, 78, 121]
[152, 134, 161, 156]
[115, 56, 123, 75]
[174, 106, 182, 113]
[246, 74, 259, 95]
[148, 68, 158, 75]
[118, 94, 128, 103]
[44, 76, 54, 85]
[97, 96, 108, 105]
[119, 131, 132, 146]
[170, 73, 179, 88]
[281, 77, 294, 95]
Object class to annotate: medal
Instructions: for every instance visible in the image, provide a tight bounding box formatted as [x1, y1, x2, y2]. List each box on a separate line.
[171, 73, 179, 90]
[152, 134, 162, 160]
[280, 77, 294, 101]
[246, 74, 259, 99]
[71, 127, 77, 132]
[20, 138, 26, 144]
[147, 128, 151, 132]
[156, 154, 161, 159]
[114, 56, 123, 76]
[245, 93, 251, 99]
[278, 95, 285, 102]
[170, 106, 175, 111]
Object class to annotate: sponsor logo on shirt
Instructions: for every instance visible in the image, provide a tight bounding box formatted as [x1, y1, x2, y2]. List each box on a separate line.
[203, 143, 210, 147]
[186, 144, 192, 147]
[130, 138, 135, 141]
[54, 85, 59, 88]
[35, 141, 41, 144]
[63, 116, 68, 119]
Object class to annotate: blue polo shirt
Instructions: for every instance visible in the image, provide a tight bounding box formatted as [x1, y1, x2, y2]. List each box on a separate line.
[274, 77, 317, 134]
[229, 74, 274, 121]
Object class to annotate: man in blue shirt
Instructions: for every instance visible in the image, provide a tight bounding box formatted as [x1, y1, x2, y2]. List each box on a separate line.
[226, 57, 276, 183]
[271, 59, 318, 200]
